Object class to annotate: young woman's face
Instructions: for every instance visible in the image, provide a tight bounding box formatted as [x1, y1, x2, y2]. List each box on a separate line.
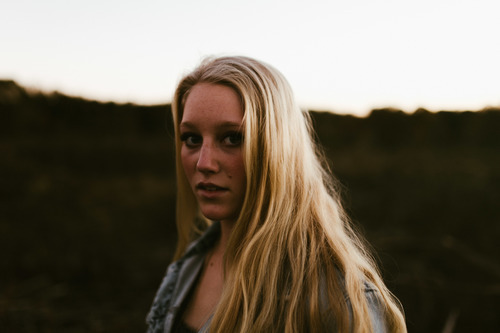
[180, 83, 246, 224]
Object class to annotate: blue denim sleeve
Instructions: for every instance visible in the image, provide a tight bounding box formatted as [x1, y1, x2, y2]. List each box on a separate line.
[320, 277, 388, 332]
[365, 287, 388, 333]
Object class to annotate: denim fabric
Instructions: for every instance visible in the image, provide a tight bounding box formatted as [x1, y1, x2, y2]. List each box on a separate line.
[146, 221, 387, 332]
[146, 222, 220, 333]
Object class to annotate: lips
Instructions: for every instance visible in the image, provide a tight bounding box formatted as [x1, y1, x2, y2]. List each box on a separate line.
[196, 182, 227, 191]
[195, 182, 228, 198]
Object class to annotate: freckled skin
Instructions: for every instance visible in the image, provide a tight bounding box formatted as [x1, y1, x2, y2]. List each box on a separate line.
[180, 83, 246, 224]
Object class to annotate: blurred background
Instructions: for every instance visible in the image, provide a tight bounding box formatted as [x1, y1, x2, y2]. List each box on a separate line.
[1, 0, 500, 332]
[1, 81, 499, 332]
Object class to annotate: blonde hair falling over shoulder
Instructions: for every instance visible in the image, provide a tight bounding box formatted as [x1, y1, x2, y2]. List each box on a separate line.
[171, 56, 406, 332]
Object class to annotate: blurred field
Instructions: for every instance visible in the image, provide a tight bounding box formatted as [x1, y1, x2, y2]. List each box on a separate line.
[1, 80, 499, 332]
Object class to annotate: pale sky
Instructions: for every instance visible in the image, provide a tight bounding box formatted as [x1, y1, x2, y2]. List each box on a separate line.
[1, 0, 499, 116]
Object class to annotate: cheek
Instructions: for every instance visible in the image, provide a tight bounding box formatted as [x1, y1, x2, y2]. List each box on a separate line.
[180, 149, 195, 181]
[231, 156, 246, 190]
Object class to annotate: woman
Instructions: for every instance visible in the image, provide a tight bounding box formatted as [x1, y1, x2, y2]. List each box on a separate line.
[147, 56, 406, 332]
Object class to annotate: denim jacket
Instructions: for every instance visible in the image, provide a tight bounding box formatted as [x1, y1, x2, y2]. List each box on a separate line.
[146, 222, 387, 332]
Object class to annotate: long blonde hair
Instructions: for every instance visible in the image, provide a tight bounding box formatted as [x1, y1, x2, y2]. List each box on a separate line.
[172, 56, 406, 332]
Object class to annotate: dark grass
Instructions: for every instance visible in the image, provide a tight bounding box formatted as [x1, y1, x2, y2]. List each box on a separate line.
[1, 81, 499, 332]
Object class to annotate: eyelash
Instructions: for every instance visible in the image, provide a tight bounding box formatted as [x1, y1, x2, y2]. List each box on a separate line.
[224, 132, 243, 145]
[180, 132, 243, 147]
[179, 132, 200, 145]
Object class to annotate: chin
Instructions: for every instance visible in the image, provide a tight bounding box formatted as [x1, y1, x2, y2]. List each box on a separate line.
[200, 209, 237, 223]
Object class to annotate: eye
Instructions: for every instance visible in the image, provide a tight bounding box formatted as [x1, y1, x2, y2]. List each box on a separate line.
[180, 133, 202, 147]
[222, 132, 243, 146]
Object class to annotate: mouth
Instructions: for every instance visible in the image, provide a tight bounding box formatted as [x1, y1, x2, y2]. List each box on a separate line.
[195, 182, 228, 199]
[196, 183, 228, 192]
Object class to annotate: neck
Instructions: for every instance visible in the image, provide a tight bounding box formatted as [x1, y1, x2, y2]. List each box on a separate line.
[214, 220, 234, 256]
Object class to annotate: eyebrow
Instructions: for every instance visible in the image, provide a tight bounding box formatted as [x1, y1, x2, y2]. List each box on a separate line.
[179, 121, 243, 130]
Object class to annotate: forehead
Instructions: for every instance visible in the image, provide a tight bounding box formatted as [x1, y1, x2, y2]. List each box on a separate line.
[181, 83, 243, 124]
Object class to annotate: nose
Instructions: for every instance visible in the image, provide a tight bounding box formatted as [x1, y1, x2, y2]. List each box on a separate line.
[196, 143, 219, 174]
